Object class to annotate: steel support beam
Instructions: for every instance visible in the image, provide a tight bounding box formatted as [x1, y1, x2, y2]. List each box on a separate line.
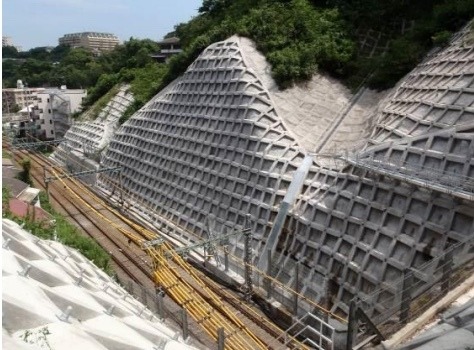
[45, 166, 121, 184]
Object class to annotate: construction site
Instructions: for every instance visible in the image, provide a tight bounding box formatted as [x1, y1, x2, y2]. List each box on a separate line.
[3, 20, 474, 350]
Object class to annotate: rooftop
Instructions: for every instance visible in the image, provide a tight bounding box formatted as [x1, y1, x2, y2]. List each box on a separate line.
[157, 37, 180, 45]
[60, 32, 119, 39]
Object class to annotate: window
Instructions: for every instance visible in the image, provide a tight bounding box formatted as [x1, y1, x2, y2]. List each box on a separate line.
[47, 98, 50, 103]
[51, 130, 54, 135]
[48, 109, 51, 113]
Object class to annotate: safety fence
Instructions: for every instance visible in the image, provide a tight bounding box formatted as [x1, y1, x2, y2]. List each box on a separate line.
[212, 238, 341, 349]
[277, 312, 335, 350]
[348, 234, 474, 348]
[343, 153, 474, 201]
[117, 276, 177, 322]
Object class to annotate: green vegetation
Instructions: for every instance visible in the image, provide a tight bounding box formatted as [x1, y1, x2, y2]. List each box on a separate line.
[2, 148, 12, 159]
[173, 0, 474, 89]
[20, 327, 51, 349]
[2, 185, 12, 216]
[3, 0, 474, 122]
[2, 188, 112, 274]
[16, 158, 33, 186]
[3, 37, 169, 123]
[239, 4, 354, 87]
[88, 84, 121, 120]
[333, 0, 474, 88]
[3, 38, 165, 106]
[2, 45, 95, 89]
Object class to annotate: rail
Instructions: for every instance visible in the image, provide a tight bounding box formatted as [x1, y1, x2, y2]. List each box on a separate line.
[10, 141, 340, 348]
[341, 154, 474, 201]
[12, 148, 305, 350]
[98, 172, 347, 324]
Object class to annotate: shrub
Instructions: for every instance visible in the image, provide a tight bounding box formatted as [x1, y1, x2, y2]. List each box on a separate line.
[6, 190, 113, 275]
[16, 158, 33, 186]
[432, 30, 453, 46]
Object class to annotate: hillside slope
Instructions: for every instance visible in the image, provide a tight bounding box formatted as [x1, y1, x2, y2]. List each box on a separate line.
[95, 24, 474, 321]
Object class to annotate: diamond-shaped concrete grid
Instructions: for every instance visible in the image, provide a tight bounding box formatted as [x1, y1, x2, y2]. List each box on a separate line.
[94, 31, 474, 320]
[53, 85, 134, 169]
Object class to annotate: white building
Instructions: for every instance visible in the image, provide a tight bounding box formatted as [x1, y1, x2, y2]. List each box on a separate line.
[7, 86, 87, 140]
[2, 80, 45, 113]
[59, 32, 119, 54]
[34, 87, 87, 139]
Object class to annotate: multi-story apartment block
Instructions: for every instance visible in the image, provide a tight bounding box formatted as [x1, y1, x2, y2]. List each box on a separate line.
[34, 88, 86, 139]
[4, 84, 86, 140]
[2, 81, 45, 113]
[58, 32, 119, 54]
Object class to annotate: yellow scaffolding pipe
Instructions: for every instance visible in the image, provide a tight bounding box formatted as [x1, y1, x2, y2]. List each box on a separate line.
[43, 166, 269, 349]
[15, 150, 312, 349]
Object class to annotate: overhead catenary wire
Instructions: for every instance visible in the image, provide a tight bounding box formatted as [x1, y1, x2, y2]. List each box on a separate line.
[12, 147, 290, 350]
[97, 170, 346, 323]
[11, 138, 337, 343]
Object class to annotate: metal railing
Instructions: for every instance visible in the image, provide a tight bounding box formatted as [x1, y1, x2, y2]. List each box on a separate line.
[348, 235, 474, 348]
[343, 154, 474, 201]
[278, 312, 335, 350]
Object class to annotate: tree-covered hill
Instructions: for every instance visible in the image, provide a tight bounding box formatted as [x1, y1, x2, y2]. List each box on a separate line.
[2, 39, 166, 112]
[3, 0, 473, 122]
[171, 0, 474, 89]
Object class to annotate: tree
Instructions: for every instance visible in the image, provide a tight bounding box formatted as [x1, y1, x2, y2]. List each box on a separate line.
[3, 45, 18, 58]
[17, 158, 33, 185]
[62, 48, 94, 68]
[2, 185, 12, 216]
[50, 44, 71, 62]
[27, 47, 52, 60]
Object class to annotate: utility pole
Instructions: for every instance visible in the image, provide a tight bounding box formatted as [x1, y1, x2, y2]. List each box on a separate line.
[43, 166, 49, 200]
[243, 228, 253, 301]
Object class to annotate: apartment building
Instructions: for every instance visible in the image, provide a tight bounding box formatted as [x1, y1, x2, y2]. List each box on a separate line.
[2, 81, 45, 113]
[58, 32, 119, 54]
[34, 88, 86, 139]
[4, 85, 86, 140]
[153, 37, 183, 62]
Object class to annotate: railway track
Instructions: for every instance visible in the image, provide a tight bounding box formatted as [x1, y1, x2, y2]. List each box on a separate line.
[17, 151, 152, 283]
[9, 147, 306, 349]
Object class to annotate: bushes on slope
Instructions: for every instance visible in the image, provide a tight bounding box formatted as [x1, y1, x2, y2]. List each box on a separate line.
[2, 189, 112, 275]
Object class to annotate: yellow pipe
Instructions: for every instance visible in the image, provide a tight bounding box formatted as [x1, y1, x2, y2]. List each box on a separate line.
[19, 152, 313, 349]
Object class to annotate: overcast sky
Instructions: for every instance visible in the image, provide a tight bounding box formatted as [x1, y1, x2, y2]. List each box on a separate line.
[2, 0, 203, 51]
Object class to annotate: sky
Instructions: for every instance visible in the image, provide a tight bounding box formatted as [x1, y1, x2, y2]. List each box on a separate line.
[2, 0, 203, 51]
